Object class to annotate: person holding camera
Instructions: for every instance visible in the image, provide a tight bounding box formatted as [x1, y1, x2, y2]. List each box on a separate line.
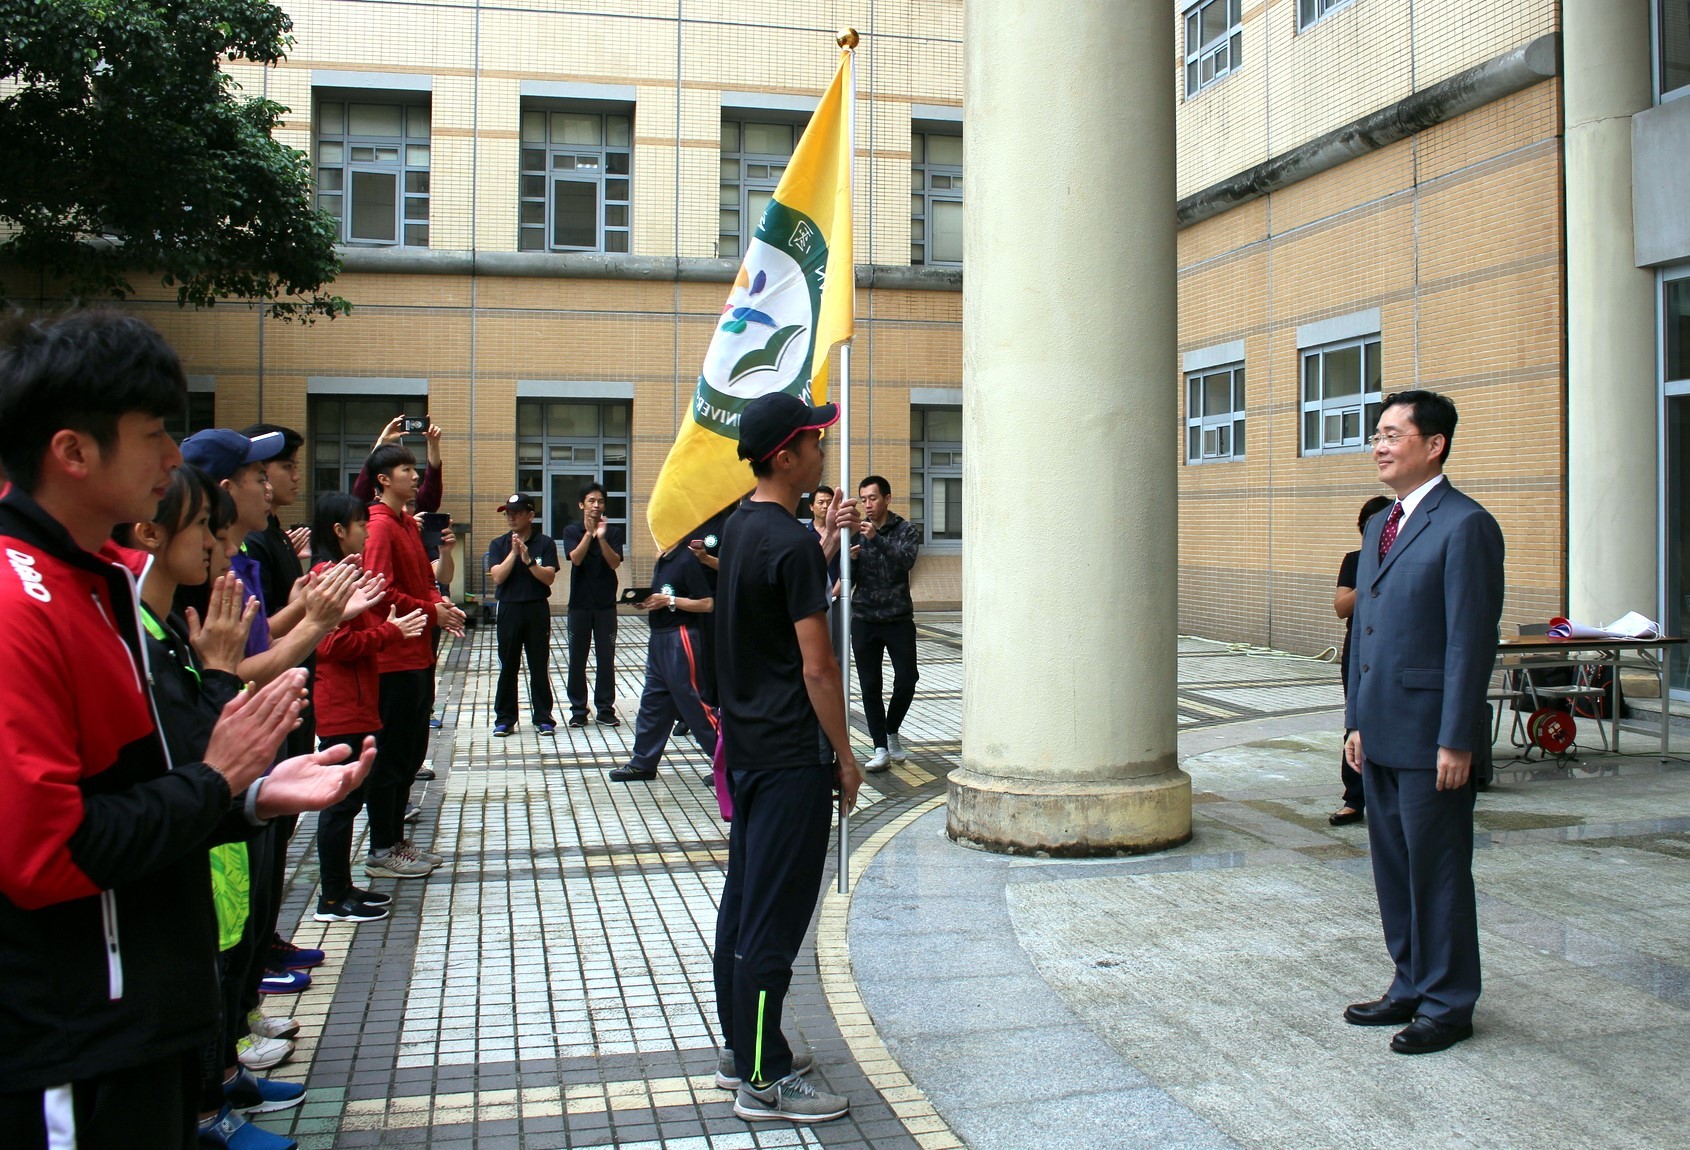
[561, 483, 624, 727]
[487, 495, 559, 737]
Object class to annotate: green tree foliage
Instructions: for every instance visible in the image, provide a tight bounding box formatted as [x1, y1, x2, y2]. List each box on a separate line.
[0, 0, 349, 319]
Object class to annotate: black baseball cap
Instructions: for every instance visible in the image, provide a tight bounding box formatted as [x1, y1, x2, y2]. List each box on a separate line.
[181, 428, 286, 481]
[496, 494, 535, 513]
[736, 393, 839, 462]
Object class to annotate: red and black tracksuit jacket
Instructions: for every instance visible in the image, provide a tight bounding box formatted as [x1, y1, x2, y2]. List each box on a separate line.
[362, 502, 443, 675]
[0, 488, 234, 1091]
[312, 560, 406, 737]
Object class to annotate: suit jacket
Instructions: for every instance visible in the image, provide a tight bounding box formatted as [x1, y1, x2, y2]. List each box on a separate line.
[1344, 479, 1505, 770]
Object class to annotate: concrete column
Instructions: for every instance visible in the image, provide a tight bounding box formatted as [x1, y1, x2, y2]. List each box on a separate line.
[1565, 0, 1656, 624]
[948, 0, 1190, 855]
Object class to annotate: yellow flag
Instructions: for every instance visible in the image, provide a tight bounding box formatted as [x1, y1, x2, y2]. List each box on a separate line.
[647, 49, 855, 551]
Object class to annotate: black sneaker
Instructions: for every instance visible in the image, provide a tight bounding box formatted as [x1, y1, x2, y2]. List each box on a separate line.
[402, 802, 421, 824]
[415, 766, 436, 780]
[313, 896, 389, 923]
[346, 885, 392, 907]
[608, 766, 656, 782]
[597, 711, 621, 727]
[568, 716, 589, 728]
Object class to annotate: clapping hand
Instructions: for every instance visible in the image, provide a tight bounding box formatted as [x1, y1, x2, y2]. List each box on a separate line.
[286, 526, 312, 562]
[202, 670, 309, 795]
[434, 600, 467, 637]
[513, 534, 530, 564]
[301, 563, 360, 628]
[254, 736, 378, 819]
[186, 573, 258, 674]
[389, 606, 428, 639]
[342, 566, 388, 621]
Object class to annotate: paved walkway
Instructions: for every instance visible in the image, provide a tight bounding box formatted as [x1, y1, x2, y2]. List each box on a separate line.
[257, 615, 1690, 1149]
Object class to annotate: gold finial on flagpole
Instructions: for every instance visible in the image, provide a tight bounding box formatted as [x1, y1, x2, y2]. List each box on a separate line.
[837, 27, 859, 49]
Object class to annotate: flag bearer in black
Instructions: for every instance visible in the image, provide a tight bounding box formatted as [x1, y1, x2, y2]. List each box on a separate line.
[712, 392, 862, 1125]
[610, 543, 717, 782]
[486, 495, 559, 736]
[561, 483, 624, 726]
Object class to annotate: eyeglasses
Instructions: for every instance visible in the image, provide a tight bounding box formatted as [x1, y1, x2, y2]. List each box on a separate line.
[1367, 430, 1423, 449]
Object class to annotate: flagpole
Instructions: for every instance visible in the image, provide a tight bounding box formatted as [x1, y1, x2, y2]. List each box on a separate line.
[835, 27, 858, 896]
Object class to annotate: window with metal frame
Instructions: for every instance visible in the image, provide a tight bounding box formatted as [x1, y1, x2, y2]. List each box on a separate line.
[1298, 0, 1356, 31]
[909, 406, 962, 546]
[166, 393, 217, 444]
[1663, 1, 1690, 99]
[1300, 337, 1382, 456]
[308, 395, 429, 499]
[718, 118, 806, 260]
[519, 109, 632, 254]
[1185, 0, 1243, 97]
[515, 401, 631, 541]
[911, 131, 963, 266]
[1185, 363, 1246, 464]
[316, 100, 430, 247]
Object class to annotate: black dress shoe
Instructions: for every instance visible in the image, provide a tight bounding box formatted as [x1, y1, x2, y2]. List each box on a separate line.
[1391, 1015, 1473, 1054]
[1344, 995, 1418, 1026]
[1328, 807, 1364, 826]
[608, 766, 656, 783]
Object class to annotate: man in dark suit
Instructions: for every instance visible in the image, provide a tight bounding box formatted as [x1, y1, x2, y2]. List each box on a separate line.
[1343, 389, 1505, 1055]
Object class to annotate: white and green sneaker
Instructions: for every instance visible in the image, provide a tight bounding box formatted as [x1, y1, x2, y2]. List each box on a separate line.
[716, 1047, 813, 1090]
[734, 1072, 848, 1123]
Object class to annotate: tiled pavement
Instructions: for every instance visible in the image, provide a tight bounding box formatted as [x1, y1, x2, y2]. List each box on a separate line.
[257, 615, 1363, 1148]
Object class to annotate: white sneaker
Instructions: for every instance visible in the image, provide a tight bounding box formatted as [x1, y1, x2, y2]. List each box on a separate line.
[235, 1032, 294, 1071]
[865, 747, 891, 773]
[887, 731, 909, 763]
[246, 1009, 300, 1041]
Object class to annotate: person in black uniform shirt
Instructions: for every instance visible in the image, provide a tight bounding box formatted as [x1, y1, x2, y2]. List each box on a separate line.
[1332, 494, 1394, 825]
[487, 495, 559, 736]
[712, 393, 861, 1125]
[560, 483, 624, 726]
[610, 543, 717, 782]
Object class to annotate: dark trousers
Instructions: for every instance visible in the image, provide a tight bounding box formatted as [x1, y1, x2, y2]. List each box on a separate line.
[1340, 759, 1366, 810]
[714, 766, 834, 1086]
[495, 600, 555, 726]
[200, 948, 241, 1113]
[233, 815, 291, 1025]
[370, 668, 434, 852]
[1363, 757, 1481, 1024]
[317, 731, 378, 901]
[0, 1048, 199, 1149]
[567, 606, 618, 718]
[851, 617, 919, 746]
[627, 625, 719, 773]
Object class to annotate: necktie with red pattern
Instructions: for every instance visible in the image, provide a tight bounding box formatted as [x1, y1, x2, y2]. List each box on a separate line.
[1378, 501, 1405, 560]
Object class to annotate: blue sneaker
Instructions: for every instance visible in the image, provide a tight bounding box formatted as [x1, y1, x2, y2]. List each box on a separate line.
[538, 722, 556, 735]
[493, 723, 512, 737]
[268, 936, 324, 970]
[199, 1104, 297, 1150]
[429, 715, 443, 729]
[225, 1067, 306, 1114]
[257, 968, 311, 995]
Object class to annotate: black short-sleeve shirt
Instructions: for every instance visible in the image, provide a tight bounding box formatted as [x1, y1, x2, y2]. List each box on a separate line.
[647, 547, 712, 632]
[486, 530, 558, 603]
[1337, 548, 1360, 683]
[560, 522, 625, 610]
[716, 500, 831, 770]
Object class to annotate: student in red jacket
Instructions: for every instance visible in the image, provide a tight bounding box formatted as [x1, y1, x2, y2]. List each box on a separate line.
[359, 445, 464, 880]
[310, 493, 428, 909]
